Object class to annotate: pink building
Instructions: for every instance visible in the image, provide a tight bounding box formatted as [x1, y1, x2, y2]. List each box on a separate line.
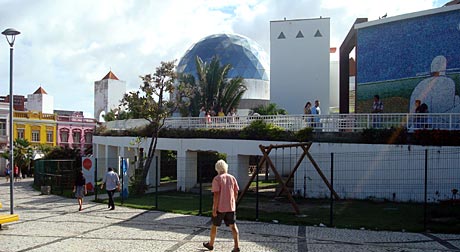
[56, 111, 97, 154]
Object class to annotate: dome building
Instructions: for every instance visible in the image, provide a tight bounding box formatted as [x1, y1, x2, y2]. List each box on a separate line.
[177, 33, 270, 115]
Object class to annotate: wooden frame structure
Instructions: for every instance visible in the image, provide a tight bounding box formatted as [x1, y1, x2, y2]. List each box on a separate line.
[236, 142, 340, 214]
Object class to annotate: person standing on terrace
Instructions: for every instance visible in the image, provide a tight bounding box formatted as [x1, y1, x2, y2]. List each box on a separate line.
[372, 95, 384, 128]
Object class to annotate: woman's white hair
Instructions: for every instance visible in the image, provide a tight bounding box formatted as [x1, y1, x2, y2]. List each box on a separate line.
[215, 159, 228, 174]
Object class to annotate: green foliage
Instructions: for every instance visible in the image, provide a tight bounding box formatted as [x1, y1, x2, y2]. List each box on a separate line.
[412, 129, 460, 146]
[361, 127, 408, 144]
[2, 138, 34, 175]
[103, 109, 132, 122]
[177, 56, 247, 116]
[45, 146, 82, 167]
[295, 127, 313, 142]
[252, 103, 288, 115]
[240, 119, 290, 140]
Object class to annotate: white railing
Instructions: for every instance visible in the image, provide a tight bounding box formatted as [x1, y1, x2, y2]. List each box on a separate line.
[162, 113, 460, 132]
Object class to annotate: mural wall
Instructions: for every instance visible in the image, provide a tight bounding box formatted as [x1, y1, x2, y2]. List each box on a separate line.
[356, 9, 460, 114]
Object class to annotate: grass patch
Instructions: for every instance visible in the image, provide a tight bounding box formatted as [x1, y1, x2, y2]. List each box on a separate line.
[103, 191, 460, 233]
[249, 179, 278, 189]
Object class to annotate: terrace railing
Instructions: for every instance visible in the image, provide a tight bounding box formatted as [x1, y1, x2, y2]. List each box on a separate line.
[103, 113, 460, 132]
[161, 113, 460, 132]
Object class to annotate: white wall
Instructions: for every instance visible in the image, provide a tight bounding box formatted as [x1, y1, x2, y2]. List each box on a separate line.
[26, 94, 54, 114]
[93, 136, 460, 202]
[270, 18, 330, 115]
[329, 60, 339, 111]
[94, 78, 126, 120]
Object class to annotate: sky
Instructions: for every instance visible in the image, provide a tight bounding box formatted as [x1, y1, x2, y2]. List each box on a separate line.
[0, 0, 448, 118]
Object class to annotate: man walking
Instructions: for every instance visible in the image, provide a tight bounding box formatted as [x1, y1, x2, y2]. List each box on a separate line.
[203, 159, 240, 252]
[100, 167, 120, 210]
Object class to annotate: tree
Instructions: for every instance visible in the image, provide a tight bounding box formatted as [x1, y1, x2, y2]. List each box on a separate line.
[2, 138, 34, 177]
[178, 56, 247, 116]
[252, 103, 288, 115]
[121, 60, 185, 194]
[103, 109, 132, 122]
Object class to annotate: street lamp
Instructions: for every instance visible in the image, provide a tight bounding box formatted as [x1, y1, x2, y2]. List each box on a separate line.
[2, 28, 20, 214]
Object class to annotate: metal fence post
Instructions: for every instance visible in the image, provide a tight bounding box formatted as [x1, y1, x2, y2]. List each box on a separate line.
[94, 158, 98, 201]
[256, 157, 259, 221]
[121, 157, 124, 205]
[424, 149, 428, 231]
[199, 157, 202, 216]
[155, 156, 159, 210]
[330, 152, 334, 227]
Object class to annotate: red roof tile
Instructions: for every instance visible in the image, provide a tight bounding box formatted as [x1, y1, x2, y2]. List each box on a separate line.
[102, 71, 119, 80]
[33, 87, 48, 94]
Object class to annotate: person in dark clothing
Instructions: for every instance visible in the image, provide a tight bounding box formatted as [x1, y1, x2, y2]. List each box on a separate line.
[73, 170, 87, 211]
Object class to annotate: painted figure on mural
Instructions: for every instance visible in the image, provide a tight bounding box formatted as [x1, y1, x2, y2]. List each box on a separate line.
[410, 55, 460, 113]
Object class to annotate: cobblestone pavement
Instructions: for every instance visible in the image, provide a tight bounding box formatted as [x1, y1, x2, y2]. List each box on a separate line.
[1, 178, 459, 252]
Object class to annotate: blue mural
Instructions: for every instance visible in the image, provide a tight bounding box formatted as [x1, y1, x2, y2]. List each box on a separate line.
[356, 9, 460, 113]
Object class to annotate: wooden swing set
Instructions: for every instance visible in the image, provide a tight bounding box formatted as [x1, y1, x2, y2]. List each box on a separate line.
[236, 142, 340, 214]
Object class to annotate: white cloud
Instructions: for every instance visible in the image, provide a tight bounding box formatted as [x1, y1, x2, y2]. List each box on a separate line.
[0, 0, 443, 117]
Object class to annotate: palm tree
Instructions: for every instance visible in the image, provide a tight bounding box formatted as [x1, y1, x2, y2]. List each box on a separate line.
[179, 56, 246, 116]
[252, 103, 288, 115]
[2, 138, 34, 177]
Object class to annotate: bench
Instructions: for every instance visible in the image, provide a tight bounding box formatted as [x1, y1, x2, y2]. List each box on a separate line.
[0, 202, 19, 229]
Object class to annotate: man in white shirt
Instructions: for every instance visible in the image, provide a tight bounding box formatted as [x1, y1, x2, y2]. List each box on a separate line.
[100, 167, 120, 210]
[310, 100, 321, 129]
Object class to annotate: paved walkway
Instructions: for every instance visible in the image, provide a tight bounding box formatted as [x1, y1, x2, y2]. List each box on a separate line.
[1, 178, 459, 252]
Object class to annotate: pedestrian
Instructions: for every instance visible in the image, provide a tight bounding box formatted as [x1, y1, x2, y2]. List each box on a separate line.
[413, 99, 422, 128]
[100, 167, 120, 210]
[13, 165, 20, 182]
[304, 101, 312, 126]
[203, 159, 240, 252]
[372, 95, 384, 128]
[310, 100, 321, 129]
[73, 170, 87, 211]
[4, 165, 11, 182]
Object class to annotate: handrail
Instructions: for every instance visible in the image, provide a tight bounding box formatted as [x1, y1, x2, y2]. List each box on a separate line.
[103, 113, 460, 132]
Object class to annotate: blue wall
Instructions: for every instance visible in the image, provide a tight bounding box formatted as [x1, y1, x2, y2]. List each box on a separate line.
[357, 10, 460, 84]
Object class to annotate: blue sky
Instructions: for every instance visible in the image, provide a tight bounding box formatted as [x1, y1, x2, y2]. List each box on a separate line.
[0, 0, 444, 117]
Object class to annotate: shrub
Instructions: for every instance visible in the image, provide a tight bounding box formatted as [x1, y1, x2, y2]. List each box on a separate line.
[240, 119, 290, 140]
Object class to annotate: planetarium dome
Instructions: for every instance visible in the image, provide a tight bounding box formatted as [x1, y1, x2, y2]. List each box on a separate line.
[177, 33, 270, 113]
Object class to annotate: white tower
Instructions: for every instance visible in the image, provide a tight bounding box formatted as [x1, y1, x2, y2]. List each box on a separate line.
[94, 71, 126, 121]
[270, 18, 330, 114]
[26, 86, 54, 113]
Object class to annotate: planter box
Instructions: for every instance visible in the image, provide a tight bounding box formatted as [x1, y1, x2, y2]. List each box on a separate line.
[41, 186, 51, 195]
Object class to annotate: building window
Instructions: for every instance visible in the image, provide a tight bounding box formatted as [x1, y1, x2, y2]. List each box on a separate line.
[73, 131, 81, 143]
[32, 130, 40, 142]
[60, 130, 69, 143]
[17, 129, 24, 139]
[84, 131, 92, 144]
[46, 131, 53, 143]
[0, 120, 6, 136]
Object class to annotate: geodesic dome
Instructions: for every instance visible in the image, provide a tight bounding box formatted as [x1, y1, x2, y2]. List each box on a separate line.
[177, 34, 269, 81]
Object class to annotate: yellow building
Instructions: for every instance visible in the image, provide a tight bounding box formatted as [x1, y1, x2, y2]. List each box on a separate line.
[13, 111, 57, 147]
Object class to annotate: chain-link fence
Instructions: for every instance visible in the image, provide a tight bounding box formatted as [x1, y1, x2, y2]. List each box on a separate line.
[33, 148, 460, 232]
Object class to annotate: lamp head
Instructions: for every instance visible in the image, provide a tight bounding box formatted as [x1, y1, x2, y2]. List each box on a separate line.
[2, 28, 20, 47]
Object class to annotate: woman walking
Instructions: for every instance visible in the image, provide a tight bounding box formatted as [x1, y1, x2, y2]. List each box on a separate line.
[73, 170, 87, 211]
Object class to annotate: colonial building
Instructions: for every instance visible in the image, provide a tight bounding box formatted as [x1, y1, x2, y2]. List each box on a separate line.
[56, 111, 97, 153]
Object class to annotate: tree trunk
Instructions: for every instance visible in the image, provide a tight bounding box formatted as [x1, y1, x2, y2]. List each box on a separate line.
[134, 128, 160, 194]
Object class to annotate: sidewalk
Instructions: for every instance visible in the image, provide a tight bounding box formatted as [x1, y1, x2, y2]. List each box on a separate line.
[0, 178, 459, 252]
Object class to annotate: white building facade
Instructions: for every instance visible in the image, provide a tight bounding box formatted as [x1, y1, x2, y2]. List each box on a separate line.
[270, 18, 331, 115]
[94, 71, 126, 121]
[26, 87, 54, 114]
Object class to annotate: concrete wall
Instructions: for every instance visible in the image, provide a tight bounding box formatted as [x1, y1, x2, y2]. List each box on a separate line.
[270, 18, 330, 115]
[93, 136, 460, 202]
[94, 79, 126, 120]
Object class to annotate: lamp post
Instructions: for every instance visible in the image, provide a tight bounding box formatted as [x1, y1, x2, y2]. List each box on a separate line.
[2, 28, 20, 214]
